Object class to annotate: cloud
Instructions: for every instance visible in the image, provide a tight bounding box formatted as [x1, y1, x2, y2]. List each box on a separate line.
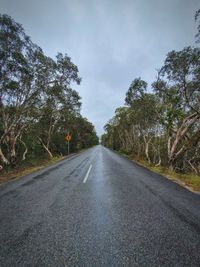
[0, 0, 199, 135]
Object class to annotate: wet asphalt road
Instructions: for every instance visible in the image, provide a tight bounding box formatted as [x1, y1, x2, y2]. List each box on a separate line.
[0, 145, 200, 267]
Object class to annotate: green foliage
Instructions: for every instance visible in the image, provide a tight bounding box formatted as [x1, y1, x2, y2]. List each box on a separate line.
[102, 46, 200, 175]
[195, 9, 200, 43]
[0, 14, 98, 167]
[125, 77, 147, 106]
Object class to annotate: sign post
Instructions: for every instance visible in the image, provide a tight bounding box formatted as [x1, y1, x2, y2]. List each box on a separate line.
[68, 139, 70, 155]
[65, 134, 72, 155]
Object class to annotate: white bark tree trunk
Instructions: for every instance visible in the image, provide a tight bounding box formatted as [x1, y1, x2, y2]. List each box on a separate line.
[0, 147, 9, 165]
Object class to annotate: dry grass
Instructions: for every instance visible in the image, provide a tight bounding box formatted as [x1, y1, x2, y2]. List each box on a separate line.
[134, 159, 200, 193]
[0, 156, 64, 184]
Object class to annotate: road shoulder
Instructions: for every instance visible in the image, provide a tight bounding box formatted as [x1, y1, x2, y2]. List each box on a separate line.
[109, 148, 200, 194]
[0, 150, 87, 185]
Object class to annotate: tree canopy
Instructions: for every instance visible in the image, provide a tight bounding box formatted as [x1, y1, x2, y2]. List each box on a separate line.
[102, 46, 200, 175]
[0, 14, 98, 167]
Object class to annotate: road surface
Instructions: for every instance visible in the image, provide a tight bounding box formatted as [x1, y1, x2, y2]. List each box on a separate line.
[0, 145, 200, 266]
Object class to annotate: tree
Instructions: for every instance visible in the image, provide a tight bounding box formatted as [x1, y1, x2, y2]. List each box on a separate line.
[153, 47, 200, 172]
[0, 14, 82, 165]
[103, 79, 160, 163]
[195, 9, 200, 43]
[124, 79, 160, 162]
[103, 47, 200, 175]
[35, 87, 81, 158]
[125, 77, 147, 106]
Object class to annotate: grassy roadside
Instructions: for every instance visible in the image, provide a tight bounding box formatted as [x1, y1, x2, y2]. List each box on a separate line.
[0, 147, 93, 185]
[135, 159, 200, 193]
[0, 156, 65, 185]
[117, 151, 200, 193]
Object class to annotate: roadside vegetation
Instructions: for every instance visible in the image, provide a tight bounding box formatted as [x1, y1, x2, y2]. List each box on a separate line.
[102, 10, 200, 191]
[0, 155, 64, 184]
[0, 14, 98, 178]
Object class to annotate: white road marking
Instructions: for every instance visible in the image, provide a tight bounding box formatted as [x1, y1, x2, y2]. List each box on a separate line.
[83, 164, 92, 183]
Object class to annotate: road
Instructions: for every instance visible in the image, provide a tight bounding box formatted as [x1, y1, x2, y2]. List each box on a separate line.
[0, 145, 200, 266]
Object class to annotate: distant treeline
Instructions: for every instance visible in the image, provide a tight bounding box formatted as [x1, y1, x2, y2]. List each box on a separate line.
[0, 14, 98, 167]
[102, 10, 200, 175]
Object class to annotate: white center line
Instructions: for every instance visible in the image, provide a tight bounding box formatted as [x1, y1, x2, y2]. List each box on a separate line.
[83, 164, 92, 183]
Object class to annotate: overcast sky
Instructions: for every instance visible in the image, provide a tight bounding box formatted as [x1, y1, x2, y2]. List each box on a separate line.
[0, 0, 199, 135]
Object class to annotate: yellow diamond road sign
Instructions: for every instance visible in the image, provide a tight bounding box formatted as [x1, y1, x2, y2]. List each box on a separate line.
[65, 134, 72, 141]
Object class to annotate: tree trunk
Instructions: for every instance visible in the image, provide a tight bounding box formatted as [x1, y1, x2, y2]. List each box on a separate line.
[38, 137, 53, 158]
[19, 139, 28, 161]
[8, 138, 17, 167]
[187, 160, 199, 175]
[42, 143, 53, 158]
[143, 136, 151, 163]
[169, 161, 175, 173]
[167, 113, 199, 171]
[155, 158, 161, 167]
[0, 147, 9, 165]
[146, 142, 151, 163]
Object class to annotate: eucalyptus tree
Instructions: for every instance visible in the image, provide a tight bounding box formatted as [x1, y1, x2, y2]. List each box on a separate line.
[103, 78, 160, 163]
[102, 46, 200, 175]
[0, 14, 81, 165]
[153, 47, 200, 172]
[35, 86, 81, 158]
[195, 9, 200, 43]
[125, 78, 160, 162]
[0, 14, 43, 165]
[103, 119, 117, 150]
[76, 117, 99, 148]
[114, 107, 132, 153]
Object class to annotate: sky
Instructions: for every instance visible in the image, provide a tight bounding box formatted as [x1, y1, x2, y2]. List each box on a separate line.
[0, 0, 199, 136]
